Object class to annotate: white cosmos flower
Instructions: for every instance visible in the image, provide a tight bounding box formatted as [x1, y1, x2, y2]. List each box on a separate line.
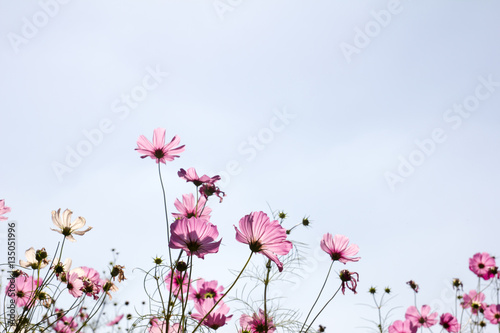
[19, 247, 49, 269]
[51, 209, 92, 242]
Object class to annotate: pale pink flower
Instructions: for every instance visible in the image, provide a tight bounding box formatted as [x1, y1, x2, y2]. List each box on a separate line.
[192, 298, 232, 330]
[6, 275, 43, 307]
[71, 267, 102, 299]
[169, 217, 221, 259]
[485, 304, 500, 324]
[405, 305, 438, 328]
[0, 199, 11, 221]
[239, 309, 276, 333]
[51, 209, 92, 242]
[189, 278, 224, 304]
[469, 252, 497, 280]
[339, 269, 359, 294]
[66, 272, 84, 298]
[172, 194, 211, 220]
[148, 319, 181, 333]
[388, 320, 417, 333]
[135, 128, 185, 164]
[54, 316, 78, 333]
[320, 234, 360, 264]
[107, 314, 124, 326]
[439, 313, 460, 332]
[178, 168, 221, 187]
[462, 290, 486, 314]
[164, 270, 189, 298]
[234, 211, 293, 272]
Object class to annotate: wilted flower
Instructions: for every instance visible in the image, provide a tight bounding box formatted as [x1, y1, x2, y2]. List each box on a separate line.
[406, 280, 419, 293]
[135, 128, 185, 164]
[199, 183, 225, 203]
[339, 269, 359, 294]
[110, 265, 126, 282]
[51, 209, 92, 242]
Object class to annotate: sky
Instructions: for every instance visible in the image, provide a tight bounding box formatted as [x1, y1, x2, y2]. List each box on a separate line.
[1, 0, 500, 332]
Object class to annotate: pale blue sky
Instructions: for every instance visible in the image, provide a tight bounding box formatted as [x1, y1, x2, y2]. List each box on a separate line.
[1, 1, 500, 332]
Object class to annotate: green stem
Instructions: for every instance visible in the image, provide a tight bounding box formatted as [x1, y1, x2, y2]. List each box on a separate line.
[264, 260, 271, 333]
[303, 285, 342, 333]
[158, 163, 173, 265]
[191, 252, 253, 333]
[299, 261, 334, 333]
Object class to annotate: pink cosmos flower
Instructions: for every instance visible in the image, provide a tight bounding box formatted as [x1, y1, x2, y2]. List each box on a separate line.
[71, 267, 102, 300]
[66, 272, 84, 298]
[239, 309, 276, 333]
[135, 128, 185, 164]
[462, 290, 486, 314]
[439, 313, 460, 332]
[178, 168, 221, 187]
[172, 194, 211, 220]
[6, 275, 43, 307]
[148, 319, 181, 333]
[189, 278, 224, 304]
[469, 252, 497, 280]
[339, 269, 359, 294]
[192, 298, 232, 330]
[169, 217, 221, 259]
[485, 304, 500, 324]
[53, 316, 78, 333]
[200, 183, 226, 203]
[164, 270, 189, 298]
[234, 211, 293, 272]
[320, 234, 360, 264]
[388, 320, 417, 333]
[0, 199, 11, 221]
[107, 314, 124, 326]
[405, 305, 438, 328]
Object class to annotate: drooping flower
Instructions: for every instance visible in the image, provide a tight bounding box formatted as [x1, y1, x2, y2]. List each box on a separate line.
[439, 313, 460, 332]
[320, 234, 360, 264]
[19, 247, 49, 269]
[169, 217, 221, 259]
[135, 128, 185, 164]
[462, 290, 486, 314]
[178, 168, 221, 187]
[405, 305, 438, 328]
[107, 314, 124, 326]
[172, 194, 211, 220]
[51, 209, 92, 242]
[485, 304, 500, 324]
[469, 252, 497, 280]
[339, 269, 359, 294]
[388, 319, 417, 333]
[164, 270, 189, 298]
[0, 199, 11, 221]
[6, 275, 43, 307]
[239, 309, 276, 333]
[200, 183, 226, 203]
[189, 278, 224, 304]
[53, 315, 78, 333]
[406, 280, 419, 293]
[102, 279, 119, 299]
[234, 211, 293, 272]
[192, 298, 232, 330]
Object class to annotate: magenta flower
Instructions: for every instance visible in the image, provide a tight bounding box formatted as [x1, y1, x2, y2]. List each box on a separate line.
[169, 217, 221, 259]
[107, 314, 124, 326]
[200, 183, 226, 203]
[0, 199, 11, 221]
[339, 269, 359, 294]
[439, 313, 460, 332]
[192, 298, 233, 330]
[135, 128, 185, 164]
[234, 211, 292, 272]
[405, 305, 438, 328]
[239, 309, 276, 333]
[469, 252, 497, 280]
[462, 290, 486, 314]
[178, 168, 221, 187]
[485, 304, 500, 324]
[320, 234, 360, 264]
[164, 270, 189, 298]
[189, 278, 224, 304]
[388, 320, 417, 333]
[6, 275, 43, 307]
[54, 316, 78, 333]
[172, 194, 211, 220]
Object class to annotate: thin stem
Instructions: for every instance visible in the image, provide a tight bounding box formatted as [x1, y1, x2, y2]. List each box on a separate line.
[191, 252, 253, 333]
[304, 285, 342, 333]
[179, 257, 193, 333]
[264, 260, 272, 333]
[158, 163, 173, 265]
[299, 261, 334, 333]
